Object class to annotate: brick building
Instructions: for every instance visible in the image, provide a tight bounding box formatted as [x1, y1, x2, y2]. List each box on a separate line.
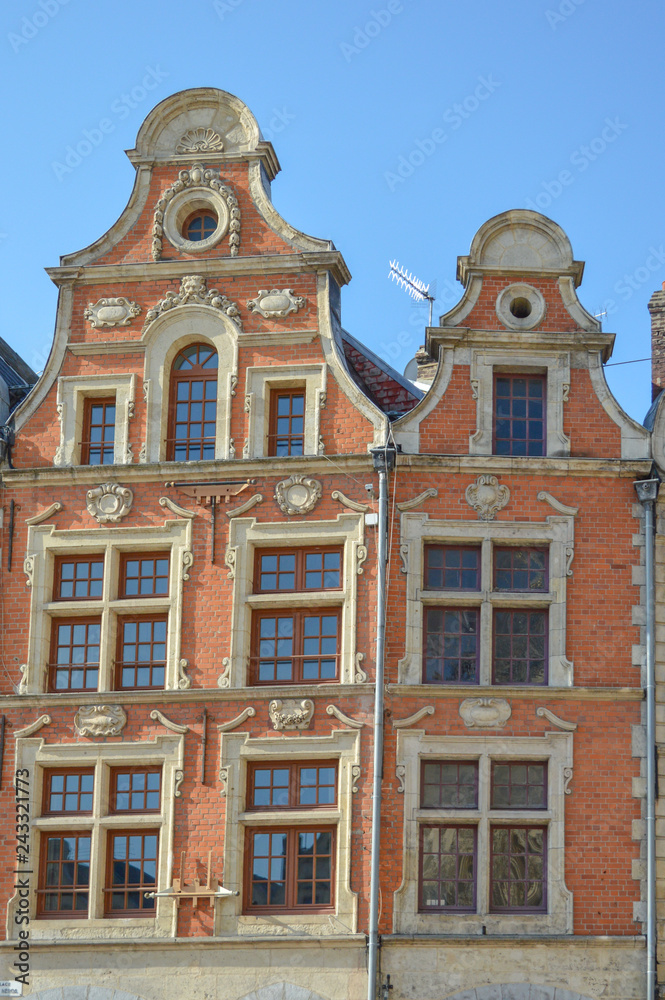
[0, 88, 655, 1000]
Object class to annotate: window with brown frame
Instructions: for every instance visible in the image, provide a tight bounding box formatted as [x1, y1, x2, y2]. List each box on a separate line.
[43, 769, 94, 815]
[244, 826, 335, 912]
[419, 824, 477, 912]
[166, 343, 218, 462]
[81, 397, 116, 466]
[250, 609, 340, 684]
[119, 553, 170, 598]
[254, 547, 342, 593]
[115, 615, 167, 690]
[183, 209, 217, 242]
[490, 762, 547, 809]
[104, 830, 158, 915]
[490, 825, 547, 912]
[54, 556, 104, 601]
[267, 388, 305, 456]
[48, 618, 101, 692]
[493, 547, 548, 592]
[421, 760, 478, 809]
[247, 762, 337, 810]
[37, 831, 91, 917]
[110, 767, 162, 813]
[424, 545, 481, 591]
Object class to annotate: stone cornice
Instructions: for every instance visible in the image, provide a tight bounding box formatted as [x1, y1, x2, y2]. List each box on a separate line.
[0, 933, 368, 951]
[46, 250, 352, 289]
[426, 325, 616, 363]
[456, 262, 585, 288]
[387, 684, 644, 701]
[125, 142, 282, 181]
[1, 453, 651, 489]
[66, 331, 319, 355]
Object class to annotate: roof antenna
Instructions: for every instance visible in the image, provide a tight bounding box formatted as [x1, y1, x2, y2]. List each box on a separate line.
[389, 260, 435, 326]
[594, 308, 607, 331]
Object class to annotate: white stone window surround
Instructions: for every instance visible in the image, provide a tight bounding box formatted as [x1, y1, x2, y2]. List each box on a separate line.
[54, 374, 136, 467]
[393, 728, 573, 935]
[217, 729, 359, 936]
[225, 513, 365, 689]
[21, 518, 192, 696]
[244, 363, 326, 459]
[141, 305, 238, 464]
[469, 350, 571, 457]
[9, 733, 183, 941]
[399, 511, 575, 688]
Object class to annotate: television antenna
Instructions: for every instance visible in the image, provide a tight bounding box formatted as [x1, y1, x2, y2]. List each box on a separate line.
[389, 260, 435, 326]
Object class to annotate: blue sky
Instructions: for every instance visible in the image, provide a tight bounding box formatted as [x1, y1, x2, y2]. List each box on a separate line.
[1, 0, 664, 422]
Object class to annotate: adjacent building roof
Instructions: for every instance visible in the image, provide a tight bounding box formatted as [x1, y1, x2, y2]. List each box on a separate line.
[341, 329, 423, 417]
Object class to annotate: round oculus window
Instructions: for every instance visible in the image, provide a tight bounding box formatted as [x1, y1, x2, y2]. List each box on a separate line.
[495, 284, 546, 330]
[162, 188, 230, 254]
[184, 210, 218, 242]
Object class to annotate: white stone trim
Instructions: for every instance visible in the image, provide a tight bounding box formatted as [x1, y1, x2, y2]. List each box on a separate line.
[21, 517, 192, 695]
[495, 283, 546, 331]
[244, 364, 326, 459]
[162, 185, 230, 255]
[469, 350, 570, 457]
[9, 734, 184, 940]
[398, 511, 575, 687]
[586, 352, 651, 460]
[224, 513, 364, 688]
[54, 374, 136, 467]
[140, 304, 238, 463]
[217, 729, 359, 935]
[393, 728, 573, 935]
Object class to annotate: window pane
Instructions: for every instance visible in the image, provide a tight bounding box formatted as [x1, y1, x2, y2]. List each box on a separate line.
[420, 826, 476, 911]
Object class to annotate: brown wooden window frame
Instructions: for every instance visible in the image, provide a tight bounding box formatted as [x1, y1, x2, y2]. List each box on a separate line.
[115, 613, 168, 690]
[267, 387, 305, 457]
[424, 545, 481, 591]
[119, 552, 170, 599]
[490, 761, 548, 810]
[247, 761, 338, 811]
[48, 616, 102, 693]
[419, 823, 477, 913]
[493, 374, 546, 457]
[244, 825, 336, 914]
[493, 546, 549, 593]
[420, 759, 478, 809]
[253, 547, 343, 594]
[104, 829, 159, 916]
[37, 830, 92, 918]
[53, 555, 105, 601]
[250, 607, 341, 685]
[42, 768, 95, 816]
[81, 396, 116, 466]
[493, 608, 548, 685]
[183, 208, 217, 242]
[109, 766, 162, 814]
[166, 343, 218, 462]
[422, 606, 480, 685]
[489, 824, 547, 913]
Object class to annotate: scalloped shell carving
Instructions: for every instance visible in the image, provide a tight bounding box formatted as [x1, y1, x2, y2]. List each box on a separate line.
[176, 128, 225, 154]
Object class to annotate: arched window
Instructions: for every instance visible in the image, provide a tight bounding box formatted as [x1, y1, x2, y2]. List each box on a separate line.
[167, 344, 218, 461]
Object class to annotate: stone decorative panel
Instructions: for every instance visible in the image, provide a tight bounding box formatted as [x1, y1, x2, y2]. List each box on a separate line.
[84, 297, 141, 328]
[268, 698, 315, 731]
[144, 274, 242, 330]
[86, 483, 133, 523]
[176, 128, 225, 153]
[74, 705, 127, 737]
[465, 474, 510, 520]
[459, 697, 512, 729]
[152, 163, 240, 259]
[274, 475, 322, 516]
[247, 288, 305, 319]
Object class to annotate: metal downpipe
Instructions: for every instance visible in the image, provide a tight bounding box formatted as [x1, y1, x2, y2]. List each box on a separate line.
[368, 444, 394, 1000]
[635, 475, 660, 1000]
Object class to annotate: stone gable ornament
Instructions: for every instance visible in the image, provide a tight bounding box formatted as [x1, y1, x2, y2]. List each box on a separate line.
[269, 699, 315, 732]
[274, 475, 322, 516]
[152, 163, 240, 260]
[74, 705, 127, 737]
[176, 128, 225, 154]
[246, 289, 305, 319]
[144, 275, 242, 331]
[459, 697, 511, 729]
[465, 474, 510, 521]
[86, 483, 133, 523]
[84, 297, 141, 329]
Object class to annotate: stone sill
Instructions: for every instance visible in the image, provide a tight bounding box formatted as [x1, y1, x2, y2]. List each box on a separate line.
[0, 933, 368, 951]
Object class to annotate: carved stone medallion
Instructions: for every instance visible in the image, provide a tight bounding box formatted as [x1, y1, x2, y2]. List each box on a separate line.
[459, 697, 511, 729]
[144, 275, 242, 330]
[274, 475, 322, 516]
[152, 163, 240, 260]
[84, 297, 141, 328]
[86, 483, 133, 523]
[269, 699, 315, 732]
[74, 705, 127, 737]
[247, 289, 305, 319]
[465, 475, 510, 521]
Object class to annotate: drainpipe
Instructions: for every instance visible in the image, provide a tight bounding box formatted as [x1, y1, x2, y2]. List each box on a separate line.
[635, 474, 661, 1000]
[367, 441, 396, 1000]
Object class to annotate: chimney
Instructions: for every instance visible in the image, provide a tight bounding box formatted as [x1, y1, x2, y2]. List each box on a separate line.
[414, 346, 438, 384]
[649, 281, 665, 400]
